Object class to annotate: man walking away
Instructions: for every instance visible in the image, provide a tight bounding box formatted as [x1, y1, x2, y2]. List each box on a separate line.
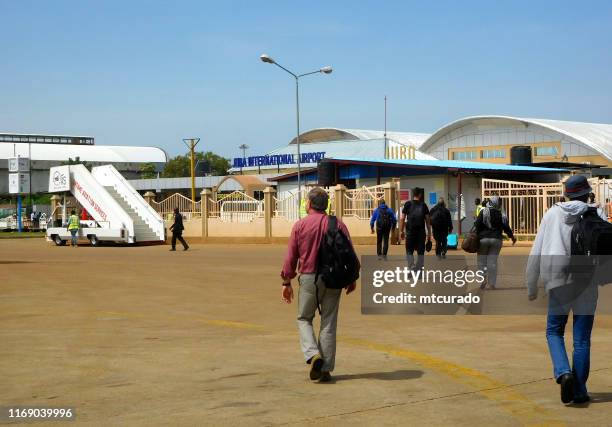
[169, 207, 189, 251]
[281, 188, 358, 383]
[527, 175, 612, 404]
[474, 196, 516, 289]
[399, 187, 432, 270]
[67, 210, 80, 247]
[370, 199, 397, 260]
[430, 198, 453, 259]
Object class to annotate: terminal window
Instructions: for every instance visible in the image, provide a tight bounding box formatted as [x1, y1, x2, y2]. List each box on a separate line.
[481, 149, 506, 159]
[535, 146, 558, 156]
[452, 151, 477, 161]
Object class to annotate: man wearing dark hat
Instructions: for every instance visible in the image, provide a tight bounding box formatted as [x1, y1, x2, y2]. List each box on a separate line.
[526, 175, 598, 404]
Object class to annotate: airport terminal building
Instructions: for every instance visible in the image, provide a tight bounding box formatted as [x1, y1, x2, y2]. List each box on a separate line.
[0, 133, 167, 194]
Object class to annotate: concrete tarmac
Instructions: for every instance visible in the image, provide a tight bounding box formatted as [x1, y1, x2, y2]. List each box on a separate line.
[1, 239, 611, 426]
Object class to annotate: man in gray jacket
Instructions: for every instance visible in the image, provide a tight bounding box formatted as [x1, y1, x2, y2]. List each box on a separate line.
[526, 175, 597, 405]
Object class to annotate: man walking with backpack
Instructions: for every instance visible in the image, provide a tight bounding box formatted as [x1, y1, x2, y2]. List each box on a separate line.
[399, 187, 432, 270]
[281, 187, 359, 383]
[370, 199, 397, 260]
[429, 198, 453, 259]
[527, 175, 612, 404]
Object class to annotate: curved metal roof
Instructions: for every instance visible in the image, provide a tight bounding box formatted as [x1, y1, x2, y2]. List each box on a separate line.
[1, 142, 167, 163]
[420, 115, 612, 160]
[289, 127, 430, 147]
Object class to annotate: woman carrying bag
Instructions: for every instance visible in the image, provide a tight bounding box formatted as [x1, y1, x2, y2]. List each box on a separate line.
[474, 195, 516, 289]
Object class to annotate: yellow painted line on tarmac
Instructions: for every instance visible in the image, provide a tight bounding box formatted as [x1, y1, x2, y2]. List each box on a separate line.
[204, 319, 264, 330]
[93, 311, 264, 331]
[48, 309, 563, 425]
[340, 336, 565, 427]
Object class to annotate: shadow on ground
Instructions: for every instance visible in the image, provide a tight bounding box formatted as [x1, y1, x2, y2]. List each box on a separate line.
[332, 369, 424, 382]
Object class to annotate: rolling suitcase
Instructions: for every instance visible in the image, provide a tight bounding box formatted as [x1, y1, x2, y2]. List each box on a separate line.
[447, 233, 458, 249]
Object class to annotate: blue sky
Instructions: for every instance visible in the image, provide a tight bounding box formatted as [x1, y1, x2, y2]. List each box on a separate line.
[2, 0, 611, 159]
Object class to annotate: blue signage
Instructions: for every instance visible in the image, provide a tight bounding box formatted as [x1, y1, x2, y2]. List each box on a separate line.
[233, 151, 325, 168]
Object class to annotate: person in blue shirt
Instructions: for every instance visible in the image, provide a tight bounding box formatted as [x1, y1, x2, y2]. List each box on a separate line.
[370, 199, 397, 260]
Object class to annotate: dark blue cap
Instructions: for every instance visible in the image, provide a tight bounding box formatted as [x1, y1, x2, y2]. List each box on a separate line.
[564, 175, 592, 199]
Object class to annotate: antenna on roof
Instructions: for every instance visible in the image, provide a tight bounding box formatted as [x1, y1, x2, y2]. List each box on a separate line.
[384, 95, 387, 140]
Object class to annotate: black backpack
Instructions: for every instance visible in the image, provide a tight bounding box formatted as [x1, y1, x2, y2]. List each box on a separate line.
[376, 206, 392, 230]
[404, 201, 426, 231]
[317, 216, 360, 289]
[430, 206, 446, 228]
[571, 207, 612, 256]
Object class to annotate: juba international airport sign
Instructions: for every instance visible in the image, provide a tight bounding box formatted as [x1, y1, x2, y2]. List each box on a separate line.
[232, 151, 325, 168]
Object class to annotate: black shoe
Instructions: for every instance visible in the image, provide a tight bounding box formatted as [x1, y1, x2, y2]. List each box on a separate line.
[558, 373, 574, 404]
[183, 246, 189, 251]
[573, 394, 590, 404]
[309, 354, 324, 380]
[169, 248, 176, 251]
[319, 372, 332, 383]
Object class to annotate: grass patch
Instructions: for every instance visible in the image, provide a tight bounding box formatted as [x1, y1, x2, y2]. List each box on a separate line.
[0, 231, 46, 239]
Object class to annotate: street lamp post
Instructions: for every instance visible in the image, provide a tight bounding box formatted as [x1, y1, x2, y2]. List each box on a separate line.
[183, 137, 200, 213]
[238, 144, 249, 174]
[260, 54, 332, 217]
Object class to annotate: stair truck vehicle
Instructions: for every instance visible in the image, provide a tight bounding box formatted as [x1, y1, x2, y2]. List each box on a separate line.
[46, 164, 165, 246]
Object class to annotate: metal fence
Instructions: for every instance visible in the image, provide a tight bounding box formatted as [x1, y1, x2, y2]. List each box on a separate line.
[150, 193, 201, 221]
[482, 179, 564, 236]
[210, 191, 263, 223]
[483, 178, 612, 237]
[343, 185, 385, 220]
[273, 187, 336, 221]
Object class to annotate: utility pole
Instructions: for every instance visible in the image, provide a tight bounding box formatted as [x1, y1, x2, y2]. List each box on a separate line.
[183, 138, 200, 213]
[238, 144, 249, 175]
[384, 95, 388, 158]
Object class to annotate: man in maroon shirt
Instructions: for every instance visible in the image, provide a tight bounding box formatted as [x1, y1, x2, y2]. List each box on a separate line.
[281, 187, 357, 383]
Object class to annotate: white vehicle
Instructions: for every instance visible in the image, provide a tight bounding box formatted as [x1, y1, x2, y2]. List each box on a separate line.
[46, 164, 165, 246]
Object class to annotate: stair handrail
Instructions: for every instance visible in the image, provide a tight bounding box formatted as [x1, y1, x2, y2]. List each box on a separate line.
[91, 165, 164, 239]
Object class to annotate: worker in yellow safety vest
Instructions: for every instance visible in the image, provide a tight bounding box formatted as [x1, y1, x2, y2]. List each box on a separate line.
[474, 198, 483, 220]
[67, 210, 80, 247]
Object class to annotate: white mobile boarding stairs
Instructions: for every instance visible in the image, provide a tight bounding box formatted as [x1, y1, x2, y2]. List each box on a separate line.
[47, 164, 165, 245]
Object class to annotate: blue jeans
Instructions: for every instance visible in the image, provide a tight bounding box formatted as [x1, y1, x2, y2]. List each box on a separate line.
[70, 229, 78, 246]
[546, 284, 597, 398]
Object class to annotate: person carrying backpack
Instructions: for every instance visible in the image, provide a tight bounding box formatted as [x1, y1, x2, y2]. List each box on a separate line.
[474, 195, 516, 289]
[281, 187, 359, 383]
[370, 199, 397, 260]
[526, 175, 612, 404]
[429, 198, 453, 259]
[399, 187, 432, 270]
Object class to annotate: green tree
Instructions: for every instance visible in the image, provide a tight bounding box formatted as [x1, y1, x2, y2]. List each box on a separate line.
[139, 162, 157, 179]
[162, 151, 230, 178]
[63, 156, 92, 170]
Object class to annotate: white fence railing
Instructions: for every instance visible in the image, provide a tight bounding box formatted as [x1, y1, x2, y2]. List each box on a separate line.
[211, 191, 263, 222]
[273, 187, 335, 221]
[482, 178, 612, 237]
[151, 193, 201, 221]
[343, 185, 385, 220]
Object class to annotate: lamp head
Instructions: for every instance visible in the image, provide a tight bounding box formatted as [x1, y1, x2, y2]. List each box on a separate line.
[320, 66, 333, 74]
[260, 54, 275, 64]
